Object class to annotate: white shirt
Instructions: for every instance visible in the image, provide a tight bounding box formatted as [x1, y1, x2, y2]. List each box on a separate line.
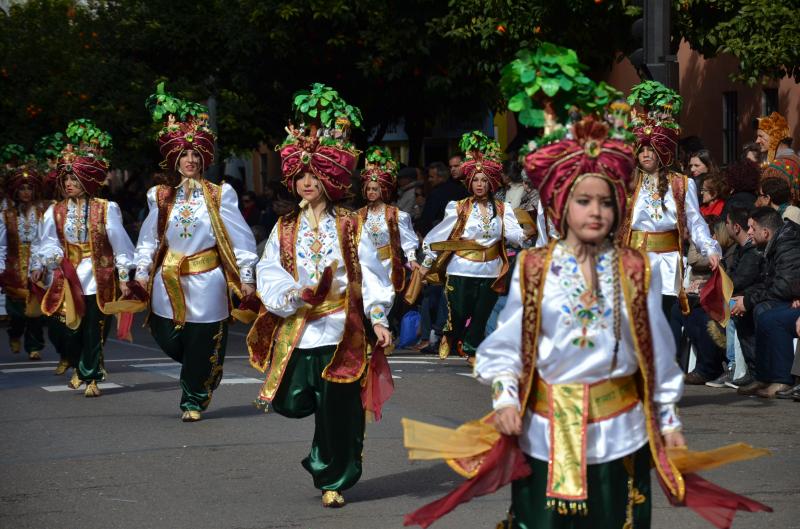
[422, 199, 527, 277]
[362, 205, 418, 283]
[629, 173, 720, 295]
[37, 199, 135, 295]
[135, 183, 258, 323]
[475, 241, 684, 464]
[257, 208, 394, 349]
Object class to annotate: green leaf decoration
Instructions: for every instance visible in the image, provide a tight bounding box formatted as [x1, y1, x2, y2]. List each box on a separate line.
[0, 144, 26, 164]
[292, 82, 363, 130]
[364, 145, 398, 175]
[145, 82, 209, 123]
[627, 80, 682, 116]
[458, 131, 501, 160]
[34, 133, 66, 160]
[65, 119, 113, 154]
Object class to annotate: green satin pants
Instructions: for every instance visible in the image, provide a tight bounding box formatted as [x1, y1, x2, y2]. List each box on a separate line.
[6, 297, 44, 353]
[443, 274, 498, 356]
[64, 296, 110, 382]
[271, 345, 365, 492]
[149, 314, 227, 412]
[507, 446, 652, 529]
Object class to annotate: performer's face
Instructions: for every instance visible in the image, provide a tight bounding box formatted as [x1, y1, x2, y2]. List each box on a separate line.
[63, 174, 85, 198]
[564, 176, 615, 245]
[637, 146, 659, 174]
[365, 181, 382, 203]
[296, 172, 324, 204]
[471, 173, 490, 198]
[16, 183, 34, 203]
[755, 130, 769, 153]
[178, 150, 202, 179]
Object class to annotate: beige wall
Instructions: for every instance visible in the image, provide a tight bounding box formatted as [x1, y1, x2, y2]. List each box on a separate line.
[607, 40, 800, 165]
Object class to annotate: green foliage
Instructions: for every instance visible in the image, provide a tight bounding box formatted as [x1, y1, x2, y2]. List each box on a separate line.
[364, 145, 396, 168]
[458, 131, 501, 159]
[292, 83, 362, 129]
[0, 144, 26, 164]
[66, 119, 113, 151]
[627, 80, 683, 115]
[145, 82, 208, 123]
[33, 133, 66, 160]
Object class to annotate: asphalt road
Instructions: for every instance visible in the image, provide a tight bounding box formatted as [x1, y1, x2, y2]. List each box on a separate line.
[1, 316, 798, 529]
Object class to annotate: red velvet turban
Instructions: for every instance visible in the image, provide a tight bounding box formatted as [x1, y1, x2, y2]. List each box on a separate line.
[7, 165, 43, 197]
[462, 156, 503, 194]
[157, 118, 215, 173]
[633, 119, 679, 168]
[56, 147, 109, 196]
[280, 138, 358, 202]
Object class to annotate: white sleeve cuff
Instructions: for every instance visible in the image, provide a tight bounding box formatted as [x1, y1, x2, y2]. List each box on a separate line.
[369, 305, 390, 328]
[492, 375, 520, 411]
[658, 403, 682, 433]
[239, 266, 255, 284]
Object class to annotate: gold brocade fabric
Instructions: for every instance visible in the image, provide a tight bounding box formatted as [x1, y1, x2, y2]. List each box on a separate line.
[667, 443, 771, 474]
[161, 247, 221, 327]
[66, 242, 92, 266]
[376, 244, 391, 261]
[531, 376, 639, 421]
[629, 230, 680, 253]
[455, 242, 502, 262]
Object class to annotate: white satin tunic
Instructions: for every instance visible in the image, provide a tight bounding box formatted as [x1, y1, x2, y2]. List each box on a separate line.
[257, 208, 394, 349]
[422, 200, 528, 277]
[37, 199, 135, 295]
[475, 241, 684, 465]
[629, 173, 720, 295]
[135, 183, 257, 323]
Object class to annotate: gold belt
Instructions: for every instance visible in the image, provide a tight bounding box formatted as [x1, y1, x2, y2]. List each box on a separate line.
[376, 244, 391, 261]
[66, 242, 92, 266]
[531, 375, 639, 422]
[455, 243, 501, 262]
[307, 296, 346, 321]
[163, 247, 221, 276]
[630, 230, 680, 253]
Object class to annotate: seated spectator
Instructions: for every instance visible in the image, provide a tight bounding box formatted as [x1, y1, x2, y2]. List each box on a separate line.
[688, 149, 720, 198]
[240, 190, 260, 226]
[773, 311, 800, 400]
[732, 207, 800, 397]
[699, 175, 727, 221]
[756, 177, 800, 224]
[762, 146, 800, 205]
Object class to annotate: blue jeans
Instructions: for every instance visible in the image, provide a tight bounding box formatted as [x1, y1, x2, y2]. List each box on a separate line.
[755, 304, 800, 385]
[725, 319, 737, 364]
[485, 295, 507, 336]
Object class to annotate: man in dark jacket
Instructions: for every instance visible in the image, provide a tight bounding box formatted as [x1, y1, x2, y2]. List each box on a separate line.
[418, 161, 469, 236]
[731, 207, 800, 397]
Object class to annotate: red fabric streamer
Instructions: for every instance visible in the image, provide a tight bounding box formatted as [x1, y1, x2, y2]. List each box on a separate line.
[404, 435, 531, 528]
[59, 260, 86, 316]
[360, 345, 394, 422]
[300, 265, 334, 306]
[658, 473, 772, 529]
[117, 312, 134, 341]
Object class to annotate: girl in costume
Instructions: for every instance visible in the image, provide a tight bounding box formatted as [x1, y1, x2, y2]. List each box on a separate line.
[0, 162, 46, 360]
[248, 86, 394, 508]
[420, 131, 532, 363]
[619, 81, 720, 322]
[37, 122, 136, 397]
[135, 87, 257, 422]
[402, 117, 771, 529]
[356, 146, 419, 296]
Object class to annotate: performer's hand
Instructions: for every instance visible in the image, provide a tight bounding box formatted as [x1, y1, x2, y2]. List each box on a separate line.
[119, 281, 131, 298]
[731, 296, 746, 316]
[418, 265, 429, 278]
[408, 261, 421, 271]
[241, 283, 255, 297]
[30, 269, 43, 283]
[523, 226, 536, 240]
[708, 253, 720, 271]
[494, 406, 522, 436]
[136, 278, 148, 292]
[373, 324, 392, 347]
[663, 430, 687, 449]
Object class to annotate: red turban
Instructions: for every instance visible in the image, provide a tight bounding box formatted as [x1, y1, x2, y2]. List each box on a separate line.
[633, 119, 679, 168]
[157, 118, 215, 173]
[7, 165, 43, 197]
[56, 146, 109, 197]
[361, 147, 398, 202]
[280, 137, 358, 202]
[462, 156, 503, 194]
[526, 117, 635, 236]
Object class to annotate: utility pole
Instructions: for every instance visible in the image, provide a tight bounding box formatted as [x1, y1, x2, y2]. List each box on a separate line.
[629, 0, 679, 89]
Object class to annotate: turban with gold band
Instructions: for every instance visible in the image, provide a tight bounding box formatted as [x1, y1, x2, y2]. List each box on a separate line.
[56, 145, 109, 197]
[525, 116, 636, 236]
[360, 146, 398, 202]
[7, 164, 43, 197]
[633, 118, 679, 169]
[157, 116, 216, 173]
[280, 135, 359, 202]
[459, 131, 503, 194]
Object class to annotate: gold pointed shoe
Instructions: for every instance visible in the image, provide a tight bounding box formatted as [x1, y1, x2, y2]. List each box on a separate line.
[67, 372, 83, 389]
[28, 350, 42, 361]
[54, 359, 70, 375]
[438, 339, 450, 359]
[10, 338, 21, 354]
[181, 410, 202, 422]
[84, 381, 101, 397]
[322, 490, 345, 508]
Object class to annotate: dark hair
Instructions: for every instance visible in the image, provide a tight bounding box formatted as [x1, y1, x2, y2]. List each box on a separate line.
[741, 142, 761, 161]
[503, 160, 523, 184]
[398, 167, 417, 182]
[760, 177, 791, 205]
[689, 149, 720, 176]
[779, 137, 793, 148]
[702, 175, 728, 199]
[750, 206, 783, 232]
[723, 160, 760, 194]
[449, 153, 464, 162]
[427, 161, 449, 180]
[656, 167, 670, 212]
[727, 206, 751, 231]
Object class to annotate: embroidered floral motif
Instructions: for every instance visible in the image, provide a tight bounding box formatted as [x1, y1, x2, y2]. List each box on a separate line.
[16, 207, 38, 243]
[172, 187, 203, 239]
[552, 243, 612, 349]
[492, 380, 504, 400]
[365, 208, 390, 248]
[296, 214, 336, 282]
[471, 202, 495, 239]
[641, 173, 664, 221]
[64, 200, 89, 243]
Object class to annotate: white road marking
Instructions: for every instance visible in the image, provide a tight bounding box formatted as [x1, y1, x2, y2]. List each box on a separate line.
[130, 363, 261, 384]
[42, 383, 123, 392]
[456, 373, 474, 377]
[387, 360, 434, 364]
[1, 366, 58, 373]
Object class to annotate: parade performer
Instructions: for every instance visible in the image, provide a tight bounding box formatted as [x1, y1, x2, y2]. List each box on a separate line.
[619, 81, 720, 318]
[248, 84, 394, 508]
[135, 85, 257, 422]
[420, 131, 531, 363]
[0, 161, 45, 360]
[0, 144, 28, 322]
[402, 117, 771, 529]
[356, 146, 419, 295]
[37, 121, 136, 397]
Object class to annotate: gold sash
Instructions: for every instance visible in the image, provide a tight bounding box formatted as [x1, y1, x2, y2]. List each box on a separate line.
[66, 242, 92, 266]
[629, 230, 680, 253]
[376, 244, 391, 261]
[161, 247, 221, 327]
[430, 240, 501, 262]
[532, 375, 639, 510]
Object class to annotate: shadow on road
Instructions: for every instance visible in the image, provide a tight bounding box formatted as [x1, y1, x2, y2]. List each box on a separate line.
[679, 391, 778, 408]
[347, 462, 458, 503]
